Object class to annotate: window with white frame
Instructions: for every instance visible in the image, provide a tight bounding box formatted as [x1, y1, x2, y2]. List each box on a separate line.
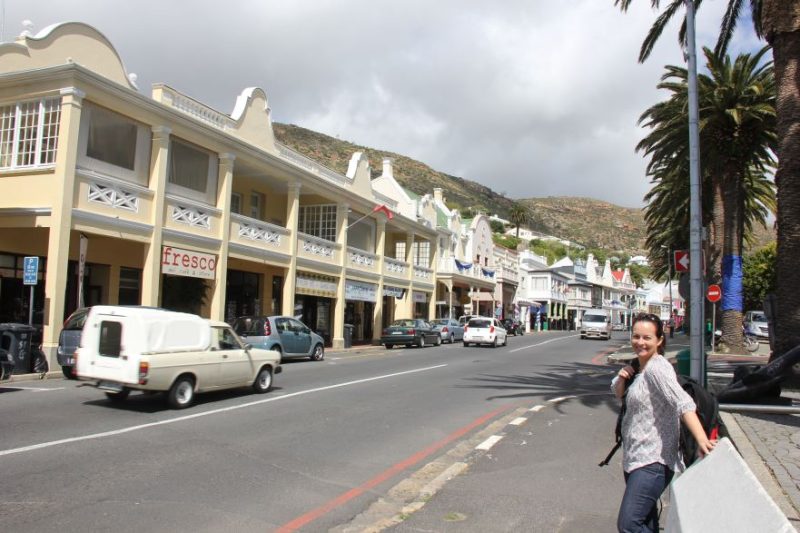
[86, 106, 137, 170]
[413, 241, 430, 267]
[395, 241, 406, 262]
[298, 204, 336, 241]
[230, 192, 242, 214]
[0, 98, 61, 170]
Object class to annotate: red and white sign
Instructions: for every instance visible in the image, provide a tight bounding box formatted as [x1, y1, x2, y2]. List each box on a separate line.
[707, 284, 722, 303]
[161, 246, 216, 280]
[674, 250, 690, 272]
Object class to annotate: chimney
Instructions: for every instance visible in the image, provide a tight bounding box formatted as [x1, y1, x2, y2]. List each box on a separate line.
[382, 158, 393, 179]
[434, 187, 444, 203]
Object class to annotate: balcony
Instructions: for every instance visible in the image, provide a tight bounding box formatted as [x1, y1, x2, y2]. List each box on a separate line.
[437, 258, 496, 287]
[347, 246, 379, 276]
[163, 195, 221, 239]
[297, 232, 340, 265]
[383, 257, 409, 279]
[229, 214, 291, 259]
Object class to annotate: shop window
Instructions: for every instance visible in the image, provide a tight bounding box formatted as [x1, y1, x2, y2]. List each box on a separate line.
[298, 204, 336, 241]
[0, 98, 61, 170]
[250, 192, 264, 220]
[86, 106, 137, 170]
[119, 267, 141, 305]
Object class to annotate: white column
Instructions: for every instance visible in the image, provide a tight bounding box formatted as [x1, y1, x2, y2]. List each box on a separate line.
[333, 203, 348, 348]
[210, 153, 235, 320]
[141, 126, 171, 308]
[372, 218, 386, 342]
[281, 181, 301, 316]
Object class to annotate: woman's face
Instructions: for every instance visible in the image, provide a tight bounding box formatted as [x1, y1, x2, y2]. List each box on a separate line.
[631, 320, 663, 358]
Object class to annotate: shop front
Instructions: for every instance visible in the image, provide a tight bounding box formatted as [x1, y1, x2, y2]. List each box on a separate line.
[382, 285, 405, 328]
[160, 246, 216, 316]
[413, 290, 430, 319]
[344, 279, 376, 345]
[294, 272, 336, 347]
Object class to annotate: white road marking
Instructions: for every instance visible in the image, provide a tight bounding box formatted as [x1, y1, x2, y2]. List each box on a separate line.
[529, 405, 545, 412]
[509, 417, 527, 426]
[476, 435, 503, 451]
[508, 335, 578, 353]
[0, 364, 448, 457]
[0, 386, 65, 392]
[548, 396, 576, 403]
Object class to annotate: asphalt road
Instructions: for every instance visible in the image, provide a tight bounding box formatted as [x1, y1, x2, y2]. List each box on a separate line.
[0, 331, 630, 532]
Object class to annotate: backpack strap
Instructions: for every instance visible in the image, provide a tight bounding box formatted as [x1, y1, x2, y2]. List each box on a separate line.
[599, 360, 640, 467]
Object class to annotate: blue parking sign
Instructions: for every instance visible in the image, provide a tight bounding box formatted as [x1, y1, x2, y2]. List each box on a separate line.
[23, 256, 39, 285]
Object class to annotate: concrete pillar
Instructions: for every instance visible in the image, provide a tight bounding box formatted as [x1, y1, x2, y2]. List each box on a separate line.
[403, 233, 415, 318]
[42, 88, 84, 367]
[281, 181, 301, 316]
[428, 237, 438, 321]
[141, 126, 171, 307]
[332, 203, 348, 348]
[372, 218, 386, 342]
[209, 153, 235, 321]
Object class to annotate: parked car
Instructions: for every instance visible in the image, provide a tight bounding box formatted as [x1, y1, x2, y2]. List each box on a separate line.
[743, 310, 769, 341]
[57, 307, 90, 379]
[381, 319, 441, 349]
[463, 317, 507, 347]
[76, 306, 281, 409]
[501, 318, 524, 336]
[458, 314, 481, 326]
[612, 322, 625, 332]
[431, 318, 464, 343]
[232, 316, 325, 361]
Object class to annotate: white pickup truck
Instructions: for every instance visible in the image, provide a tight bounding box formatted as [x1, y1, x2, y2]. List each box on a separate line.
[75, 306, 281, 408]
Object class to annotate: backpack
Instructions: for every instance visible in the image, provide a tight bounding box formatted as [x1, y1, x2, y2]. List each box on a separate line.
[677, 375, 721, 467]
[599, 363, 721, 468]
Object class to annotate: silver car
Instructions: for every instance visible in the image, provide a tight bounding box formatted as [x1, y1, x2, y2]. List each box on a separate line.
[431, 318, 464, 344]
[744, 310, 769, 341]
[233, 316, 325, 361]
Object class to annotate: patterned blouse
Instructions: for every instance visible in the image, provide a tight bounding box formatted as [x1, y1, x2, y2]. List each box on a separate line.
[611, 354, 696, 473]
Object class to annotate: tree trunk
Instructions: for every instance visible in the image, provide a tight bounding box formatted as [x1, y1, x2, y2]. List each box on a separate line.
[763, 1, 800, 359]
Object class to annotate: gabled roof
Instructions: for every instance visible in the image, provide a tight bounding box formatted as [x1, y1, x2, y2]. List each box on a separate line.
[612, 270, 624, 282]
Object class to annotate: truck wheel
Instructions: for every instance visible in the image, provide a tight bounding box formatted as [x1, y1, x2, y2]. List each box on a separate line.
[168, 376, 195, 409]
[252, 366, 273, 393]
[105, 389, 130, 401]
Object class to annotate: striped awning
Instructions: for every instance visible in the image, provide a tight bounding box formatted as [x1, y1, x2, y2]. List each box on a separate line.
[296, 272, 337, 298]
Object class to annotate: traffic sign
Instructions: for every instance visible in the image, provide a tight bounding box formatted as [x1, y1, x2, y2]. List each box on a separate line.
[707, 284, 722, 303]
[674, 250, 690, 272]
[23, 256, 39, 286]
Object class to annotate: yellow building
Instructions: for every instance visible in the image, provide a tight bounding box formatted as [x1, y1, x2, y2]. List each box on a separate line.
[0, 21, 485, 368]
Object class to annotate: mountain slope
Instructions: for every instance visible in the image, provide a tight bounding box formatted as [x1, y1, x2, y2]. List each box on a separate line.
[273, 123, 648, 253]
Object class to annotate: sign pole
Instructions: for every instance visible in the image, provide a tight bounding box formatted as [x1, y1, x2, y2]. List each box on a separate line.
[711, 303, 716, 354]
[29, 285, 34, 326]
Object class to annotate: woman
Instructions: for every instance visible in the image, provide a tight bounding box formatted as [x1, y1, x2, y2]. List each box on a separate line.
[612, 313, 715, 532]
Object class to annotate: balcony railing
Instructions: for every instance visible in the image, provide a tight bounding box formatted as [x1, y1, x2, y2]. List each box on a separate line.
[384, 257, 408, 278]
[437, 258, 496, 282]
[297, 232, 339, 263]
[347, 246, 379, 274]
[230, 215, 291, 256]
[413, 265, 433, 282]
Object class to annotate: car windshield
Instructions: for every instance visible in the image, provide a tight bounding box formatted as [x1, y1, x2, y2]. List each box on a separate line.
[749, 312, 767, 322]
[232, 317, 260, 335]
[392, 320, 416, 328]
[432, 319, 450, 326]
[583, 314, 606, 323]
[468, 319, 491, 328]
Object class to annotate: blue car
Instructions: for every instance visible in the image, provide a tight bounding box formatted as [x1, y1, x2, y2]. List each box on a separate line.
[232, 316, 325, 361]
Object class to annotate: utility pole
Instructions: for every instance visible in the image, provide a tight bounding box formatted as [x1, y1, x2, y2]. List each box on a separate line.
[662, 245, 675, 339]
[686, 0, 704, 382]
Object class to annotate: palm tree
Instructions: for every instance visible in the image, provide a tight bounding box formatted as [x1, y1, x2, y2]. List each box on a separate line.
[637, 47, 777, 352]
[615, 0, 800, 358]
[509, 202, 530, 239]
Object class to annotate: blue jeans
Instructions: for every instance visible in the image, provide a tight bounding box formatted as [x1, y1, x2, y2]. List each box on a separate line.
[617, 462, 674, 532]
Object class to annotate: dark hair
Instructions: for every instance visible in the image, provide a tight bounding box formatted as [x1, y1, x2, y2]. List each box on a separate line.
[632, 313, 666, 355]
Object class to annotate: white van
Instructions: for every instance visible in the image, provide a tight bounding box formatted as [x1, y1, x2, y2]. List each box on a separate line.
[75, 306, 281, 408]
[580, 309, 611, 340]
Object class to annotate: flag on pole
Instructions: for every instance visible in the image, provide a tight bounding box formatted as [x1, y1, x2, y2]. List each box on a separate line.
[372, 204, 394, 219]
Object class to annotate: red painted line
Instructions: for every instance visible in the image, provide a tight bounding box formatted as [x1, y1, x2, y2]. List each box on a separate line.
[275, 403, 516, 532]
[591, 347, 619, 366]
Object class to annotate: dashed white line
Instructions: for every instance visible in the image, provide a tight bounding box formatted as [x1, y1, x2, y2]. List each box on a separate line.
[476, 435, 504, 451]
[0, 364, 448, 457]
[529, 405, 545, 412]
[508, 334, 579, 353]
[509, 417, 527, 426]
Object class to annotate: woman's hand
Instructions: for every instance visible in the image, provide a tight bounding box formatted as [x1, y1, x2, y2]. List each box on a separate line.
[697, 437, 717, 458]
[617, 365, 636, 381]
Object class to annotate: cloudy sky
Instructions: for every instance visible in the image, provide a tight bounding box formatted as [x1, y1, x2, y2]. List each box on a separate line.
[6, 1, 764, 207]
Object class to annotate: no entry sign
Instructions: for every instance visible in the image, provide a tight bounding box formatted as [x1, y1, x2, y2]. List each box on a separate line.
[707, 284, 722, 303]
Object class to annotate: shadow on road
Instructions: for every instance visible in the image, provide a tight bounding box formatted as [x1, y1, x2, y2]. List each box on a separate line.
[82, 386, 286, 413]
[458, 361, 620, 412]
